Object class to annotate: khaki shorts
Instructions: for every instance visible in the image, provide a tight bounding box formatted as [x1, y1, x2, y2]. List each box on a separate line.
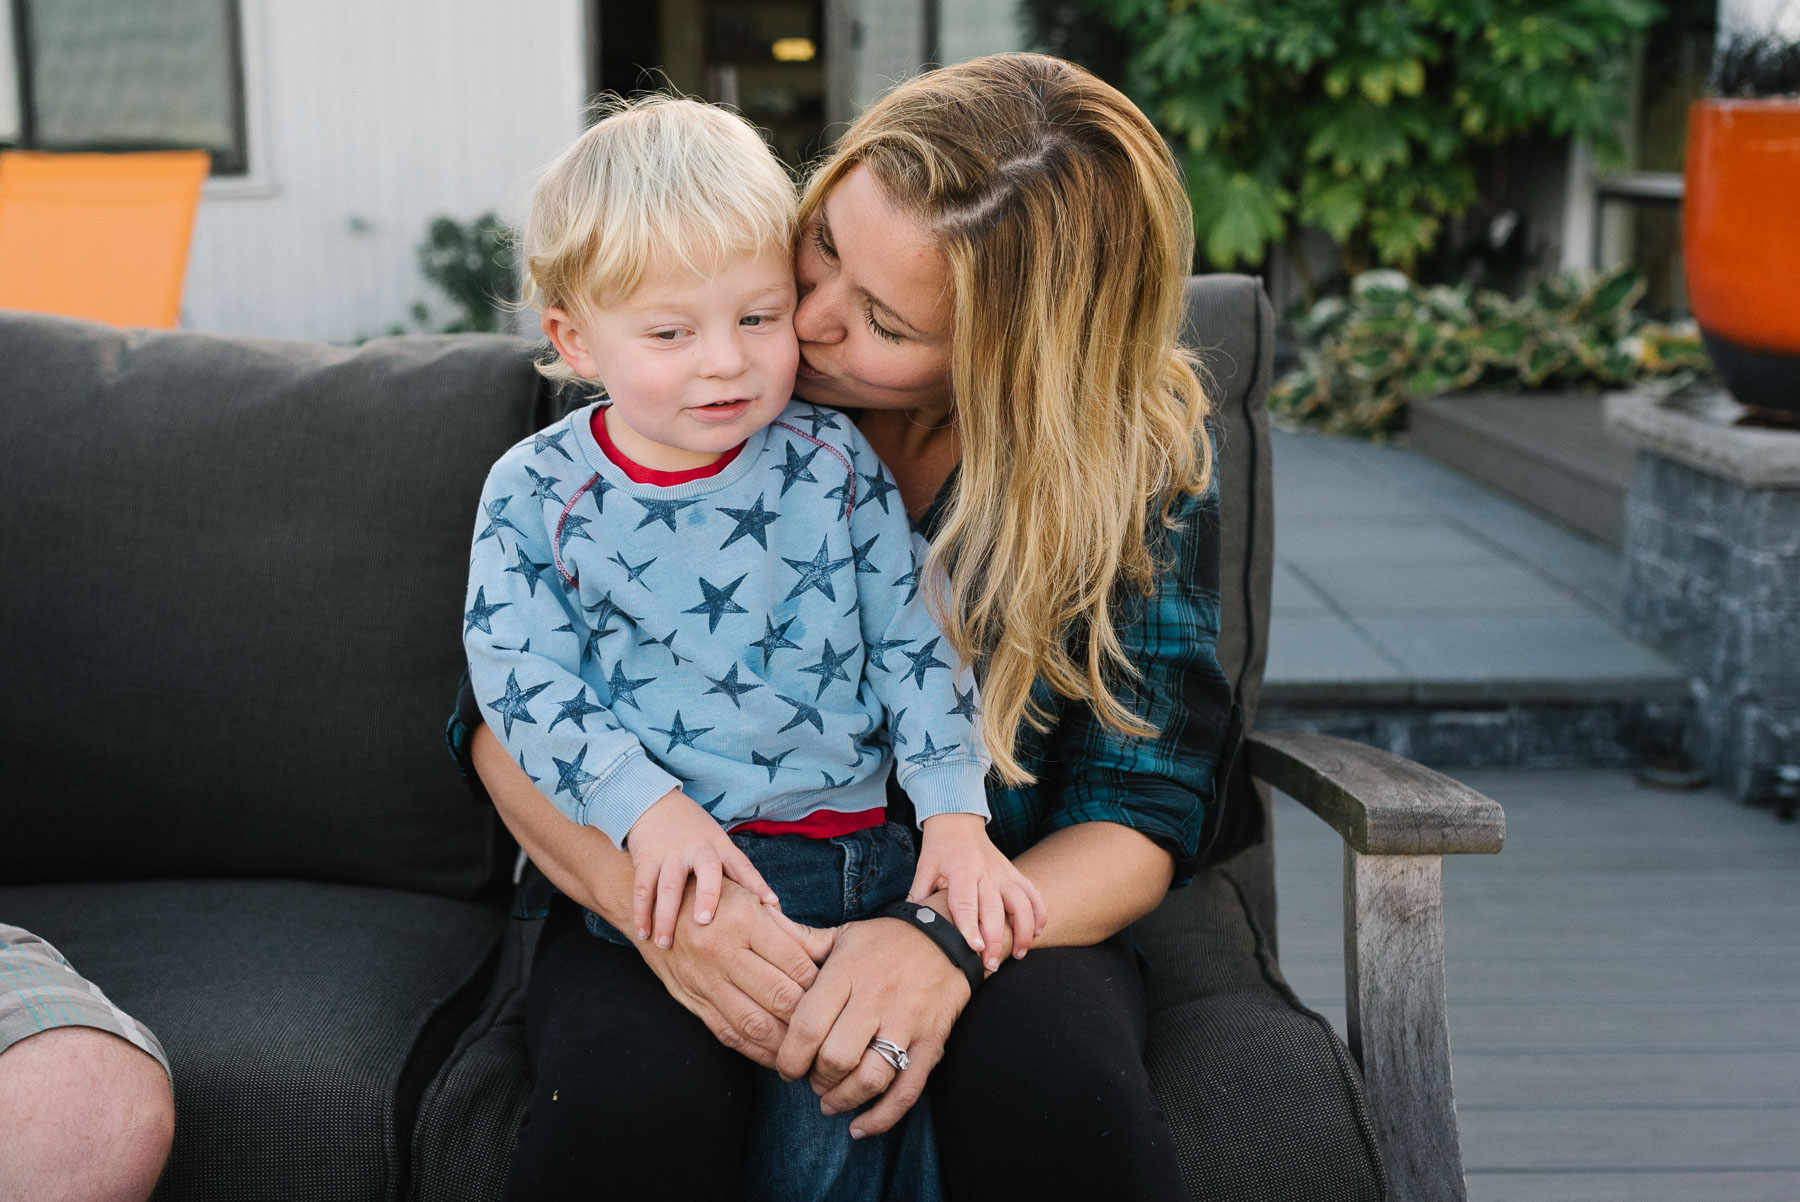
[0, 923, 170, 1081]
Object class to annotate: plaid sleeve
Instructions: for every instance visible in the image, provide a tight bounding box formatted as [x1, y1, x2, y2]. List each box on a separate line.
[443, 667, 495, 804]
[1035, 482, 1235, 886]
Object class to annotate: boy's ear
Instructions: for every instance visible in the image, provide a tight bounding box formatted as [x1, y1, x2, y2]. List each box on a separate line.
[541, 307, 600, 379]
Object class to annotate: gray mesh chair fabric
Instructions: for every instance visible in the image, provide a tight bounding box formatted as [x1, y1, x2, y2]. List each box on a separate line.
[407, 921, 537, 1202]
[1130, 275, 1386, 1200]
[0, 317, 543, 898]
[0, 880, 507, 1202]
[1141, 877, 1385, 1201]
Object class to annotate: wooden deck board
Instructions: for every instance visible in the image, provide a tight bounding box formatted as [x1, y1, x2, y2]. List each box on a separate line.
[1467, 1170, 1800, 1202]
[1462, 1106, 1800, 1169]
[1273, 767, 1800, 1194]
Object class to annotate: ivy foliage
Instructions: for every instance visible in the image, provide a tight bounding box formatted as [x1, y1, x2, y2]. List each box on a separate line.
[1270, 267, 1712, 437]
[1027, 0, 1660, 275]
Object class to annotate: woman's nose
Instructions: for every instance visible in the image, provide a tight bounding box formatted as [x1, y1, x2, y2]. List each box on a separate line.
[793, 275, 844, 345]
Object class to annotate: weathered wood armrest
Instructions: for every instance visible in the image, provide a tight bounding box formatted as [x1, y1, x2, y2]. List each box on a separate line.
[1245, 731, 1506, 1202]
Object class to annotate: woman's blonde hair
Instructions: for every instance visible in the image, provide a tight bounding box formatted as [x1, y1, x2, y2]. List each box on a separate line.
[800, 53, 1214, 785]
[522, 93, 796, 385]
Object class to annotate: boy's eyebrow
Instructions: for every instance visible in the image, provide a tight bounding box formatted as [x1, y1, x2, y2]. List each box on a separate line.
[627, 280, 791, 318]
[818, 200, 931, 338]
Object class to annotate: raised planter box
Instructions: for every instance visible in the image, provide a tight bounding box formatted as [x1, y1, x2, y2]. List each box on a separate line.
[1608, 388, 1800, 799]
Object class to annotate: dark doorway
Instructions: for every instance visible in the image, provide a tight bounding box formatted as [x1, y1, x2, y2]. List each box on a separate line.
[595, 0, 829, 168]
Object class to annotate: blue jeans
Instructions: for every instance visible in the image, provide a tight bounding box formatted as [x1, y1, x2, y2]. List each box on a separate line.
[585, 821, 945, 1202]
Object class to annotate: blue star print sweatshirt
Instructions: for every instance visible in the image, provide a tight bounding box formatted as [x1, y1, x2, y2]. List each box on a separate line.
[463, 399, 990, 847]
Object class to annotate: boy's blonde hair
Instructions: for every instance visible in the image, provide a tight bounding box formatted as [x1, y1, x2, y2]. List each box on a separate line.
[523, 93, 796, 384]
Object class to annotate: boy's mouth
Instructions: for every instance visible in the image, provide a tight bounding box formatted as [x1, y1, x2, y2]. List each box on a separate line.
[691, 399, 752, 420]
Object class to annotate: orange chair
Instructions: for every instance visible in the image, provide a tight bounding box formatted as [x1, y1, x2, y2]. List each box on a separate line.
[0, 149, 210, 328]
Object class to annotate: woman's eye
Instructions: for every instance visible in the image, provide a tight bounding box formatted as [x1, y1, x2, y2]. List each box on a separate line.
[810, 224, 836, 260]
[863, 307, 901, 344]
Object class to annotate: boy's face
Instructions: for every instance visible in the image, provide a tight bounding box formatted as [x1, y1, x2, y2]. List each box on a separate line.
[542, 244, 799, 472]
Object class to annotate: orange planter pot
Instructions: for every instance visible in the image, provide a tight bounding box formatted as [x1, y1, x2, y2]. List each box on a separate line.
[1683, 99, 1800, 412]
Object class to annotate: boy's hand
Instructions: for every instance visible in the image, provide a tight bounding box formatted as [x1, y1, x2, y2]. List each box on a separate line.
[626, 789, 779, 949]
[909, 813, 1048, 973]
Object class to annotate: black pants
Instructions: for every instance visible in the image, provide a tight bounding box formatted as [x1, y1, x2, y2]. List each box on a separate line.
[503, 897, 1187, 1201]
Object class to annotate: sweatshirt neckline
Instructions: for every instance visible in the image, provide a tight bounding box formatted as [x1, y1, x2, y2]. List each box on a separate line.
[570, 402, 772, 497]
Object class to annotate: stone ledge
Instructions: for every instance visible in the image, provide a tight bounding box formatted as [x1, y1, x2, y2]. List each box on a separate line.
[1259, 698, 1694, 772]
[1263, 673, 1691, 708]
[1606, 389, 1800, 489]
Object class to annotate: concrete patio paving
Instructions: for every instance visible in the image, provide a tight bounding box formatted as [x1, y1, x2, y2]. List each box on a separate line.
[1264, 427, 1684, 707]
[1260, 428, 1800, 1198]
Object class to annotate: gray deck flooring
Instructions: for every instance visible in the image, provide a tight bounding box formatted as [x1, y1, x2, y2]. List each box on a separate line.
[1273, 768, 1800, 1200]
[1264, 428, 1685, 705]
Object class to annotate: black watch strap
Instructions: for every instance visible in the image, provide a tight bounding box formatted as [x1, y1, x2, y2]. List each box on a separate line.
[875, 900, 985, 995]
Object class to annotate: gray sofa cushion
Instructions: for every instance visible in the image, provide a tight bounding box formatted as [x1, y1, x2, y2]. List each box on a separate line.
[0, 314, 545, 896]
[406, 922, 536, 1202]
[1139, 875, 1386, 1201]
[0, 880, 507, 1202]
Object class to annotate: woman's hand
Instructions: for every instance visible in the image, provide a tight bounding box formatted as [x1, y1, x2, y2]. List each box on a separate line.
[634, 879, 837, 1069]
[775, 911, 973, 1138]
[471, 723, 831, 1066]
[777, 821, 1178, 1132]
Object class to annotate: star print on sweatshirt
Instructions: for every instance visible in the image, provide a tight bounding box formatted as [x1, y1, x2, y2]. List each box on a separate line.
[463, 399, 990, 846]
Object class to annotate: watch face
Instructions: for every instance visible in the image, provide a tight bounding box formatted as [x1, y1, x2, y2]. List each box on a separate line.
[916, 909, 935, 923]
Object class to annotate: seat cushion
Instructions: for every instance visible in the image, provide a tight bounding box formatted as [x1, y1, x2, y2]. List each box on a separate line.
[1138, 871, 1386, 1201]
[0, 880, 508, 1202]
[406, 920, 537, 1202]
[0, 313, 546, 896]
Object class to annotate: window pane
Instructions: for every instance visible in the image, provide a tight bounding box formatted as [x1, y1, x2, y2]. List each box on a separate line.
[0, 0, 21, 143]
[26, 0, 239, 156]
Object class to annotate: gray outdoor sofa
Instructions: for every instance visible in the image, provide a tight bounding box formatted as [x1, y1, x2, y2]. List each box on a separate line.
[0, 273, 1501, 1201]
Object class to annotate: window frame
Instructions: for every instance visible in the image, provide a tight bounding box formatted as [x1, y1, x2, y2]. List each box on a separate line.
[3, 0, 251, 176]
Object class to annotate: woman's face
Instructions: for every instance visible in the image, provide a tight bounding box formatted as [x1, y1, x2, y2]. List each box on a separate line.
[792, 166, 955, 416]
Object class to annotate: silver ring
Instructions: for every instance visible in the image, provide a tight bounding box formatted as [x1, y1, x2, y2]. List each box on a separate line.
[869, 1037, 910, 1071]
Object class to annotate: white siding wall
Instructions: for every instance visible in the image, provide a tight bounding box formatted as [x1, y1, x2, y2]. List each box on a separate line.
[183, 0, 586, 342]
[938, 4, 1027, 67]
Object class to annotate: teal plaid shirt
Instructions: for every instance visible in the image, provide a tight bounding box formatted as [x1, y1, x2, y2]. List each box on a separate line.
[450, 434, 1238, 886]
[898, 473, 1235, 886]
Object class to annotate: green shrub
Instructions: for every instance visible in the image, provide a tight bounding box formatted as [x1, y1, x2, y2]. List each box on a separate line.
[1270, 267, 1712, 437]
[410, 212, 516, 334]
[1027, 0, 1658, 287]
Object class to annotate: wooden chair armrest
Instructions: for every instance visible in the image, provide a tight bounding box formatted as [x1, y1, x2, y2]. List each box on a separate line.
[1245, 730, 1505, 856]
[1246, 730, 1506, 1202]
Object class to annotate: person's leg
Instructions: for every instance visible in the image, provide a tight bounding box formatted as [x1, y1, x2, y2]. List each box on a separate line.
[739, 824, 943, 1202]
[501, 897, 757, 1202]
[0, 1030, 174, 1202]
[928, 931, 1186, 1202]
[0, 926, 174, 1202]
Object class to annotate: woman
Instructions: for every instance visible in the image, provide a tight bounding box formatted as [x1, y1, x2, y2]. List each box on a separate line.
[462, 52, 1236, 1200]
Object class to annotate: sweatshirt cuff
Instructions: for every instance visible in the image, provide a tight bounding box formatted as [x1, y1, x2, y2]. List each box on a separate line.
[902, 760, 991, 824]
[579, 751, 682, 847]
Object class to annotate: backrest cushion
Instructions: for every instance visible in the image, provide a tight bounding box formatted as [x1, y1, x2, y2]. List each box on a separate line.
[1181, 274, 1274, 727]
[1179, 275, 1276, 880]
[0, 313, 545, 896]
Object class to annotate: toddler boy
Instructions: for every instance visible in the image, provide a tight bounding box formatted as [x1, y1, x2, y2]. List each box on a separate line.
[462, 95, 1041, 1199]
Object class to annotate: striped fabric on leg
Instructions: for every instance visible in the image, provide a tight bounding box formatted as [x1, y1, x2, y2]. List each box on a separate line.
[0, 922, 170, 1079]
